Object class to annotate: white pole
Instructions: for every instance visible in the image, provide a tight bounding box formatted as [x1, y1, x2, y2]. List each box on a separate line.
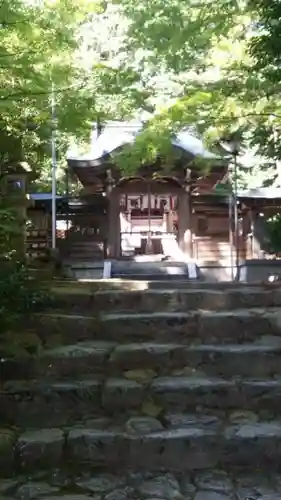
[51, 81, 57, 249]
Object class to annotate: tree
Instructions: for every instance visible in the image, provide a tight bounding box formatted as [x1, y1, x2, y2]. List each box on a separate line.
[249, 0, 281, 84]
[0, 0, 103, 186]
[78, 0, 281, 185]
[3, 0, 281, 188]
[75, 0, 248, 170]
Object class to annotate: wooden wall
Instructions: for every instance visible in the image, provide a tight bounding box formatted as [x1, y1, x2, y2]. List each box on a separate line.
[58, 213, 108, 261]
[26, 209, 50, 260]
[192, 206, 247, 262]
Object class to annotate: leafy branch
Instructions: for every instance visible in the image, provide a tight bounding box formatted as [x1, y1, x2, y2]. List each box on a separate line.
[0, 80, 89, 101]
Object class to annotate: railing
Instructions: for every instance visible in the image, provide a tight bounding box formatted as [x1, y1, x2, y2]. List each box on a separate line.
[54, 211, 108, 261]
[120, 230, 177, 256]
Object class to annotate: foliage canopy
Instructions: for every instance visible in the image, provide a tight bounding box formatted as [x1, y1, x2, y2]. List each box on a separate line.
[1, 0, 281, 185]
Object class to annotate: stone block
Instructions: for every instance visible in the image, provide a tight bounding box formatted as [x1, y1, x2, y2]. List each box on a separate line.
[102, 378, 144, 410]
[124, 369, 157, 383]
[77, 474, 125, 494]
[37, 341, 116, 378]
[150, 377, 236, 411]
[104, 487, 134, 500]
[163, 413, 221, 429]
[272, 289, 281, 307]
[181, 343, 281, 378]
[92, 289, 229, 313]
[67, 429, 127, 465]
[102, 312, 197, 342]
[129, 428, 219, 470]
[102, 309, 281, 344]
[3, 379, 101, 427]
[238, 380, 281, 412]
[109, 343, 182, 373]
[15, 482, 60, 499]
[195, 290, 228, 311]
[0, 428, 16, 476]
[125, 417, 163, 434]
[92, 287, 281, 313]
[17, 428, 64, 471]
[197, 309, 272, 343]
[194, 470, 233, 493]
[151, 377, 281, 413]
[43, 496, 92, 500]
[30, 312, 101, 343]
[223, 422, 281, 466]
[194, 492, 231, 500]
[225, 289, 272, 309]
[0, 478, 19, 495]
[137, 474, 181, 499]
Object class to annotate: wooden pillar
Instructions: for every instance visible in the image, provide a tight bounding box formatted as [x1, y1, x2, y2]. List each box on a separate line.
[251, 208, 263, 258]
[116, 193, 121, 258]
[243, 208, 252, 260]
[106, 170, 120, 259]
[178, 188, 193, 257]
[249, 208, 254, 259]
[107, 189, 120, 258]
[165, 210, 173, 233]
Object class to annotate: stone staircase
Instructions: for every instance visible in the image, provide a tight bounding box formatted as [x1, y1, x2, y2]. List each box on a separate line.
[3, 280, 281, 498]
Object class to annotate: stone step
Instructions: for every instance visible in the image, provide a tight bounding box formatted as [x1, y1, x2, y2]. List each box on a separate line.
[51, 286, 281, 313]
[110, 274, 194, 281]
[110, 261, 192, 278]
[50, 278, 281, 291]
[3, 376, 281, 427]
[64, 420, 281, 471]
[101, 309, 281, 343]
[30, 308, 281, 345]
[4, 339, 281, 381]
[3, 418, 281, 474]
[3, 469, 281, 500]
[113, 260, 191, 269]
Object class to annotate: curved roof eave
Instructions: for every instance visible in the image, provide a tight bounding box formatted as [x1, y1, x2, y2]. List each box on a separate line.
[67, 128, 221, 166]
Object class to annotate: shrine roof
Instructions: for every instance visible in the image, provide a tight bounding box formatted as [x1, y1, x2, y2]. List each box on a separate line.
[30, 193, 63, 201]
[2, 161, 32, 176]
[238, 187, 281, 200]
[28, 193, 107, 213]
[67, 121, 220, 165]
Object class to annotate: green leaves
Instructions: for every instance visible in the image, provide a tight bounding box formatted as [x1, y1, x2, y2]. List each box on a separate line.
[0, 0, 103, 188]
[249, 0, 281, 81]
[0, 0, 280, 190]
[97, 0, 281, 183]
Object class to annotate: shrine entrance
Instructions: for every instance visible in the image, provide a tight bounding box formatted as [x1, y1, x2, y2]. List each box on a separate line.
[120, 190, 178, 257]
[107, 177, 193, 259]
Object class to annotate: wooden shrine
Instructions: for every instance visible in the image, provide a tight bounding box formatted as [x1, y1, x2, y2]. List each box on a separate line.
[65, 123, 234, 262]
[27, 123, 281, 264]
